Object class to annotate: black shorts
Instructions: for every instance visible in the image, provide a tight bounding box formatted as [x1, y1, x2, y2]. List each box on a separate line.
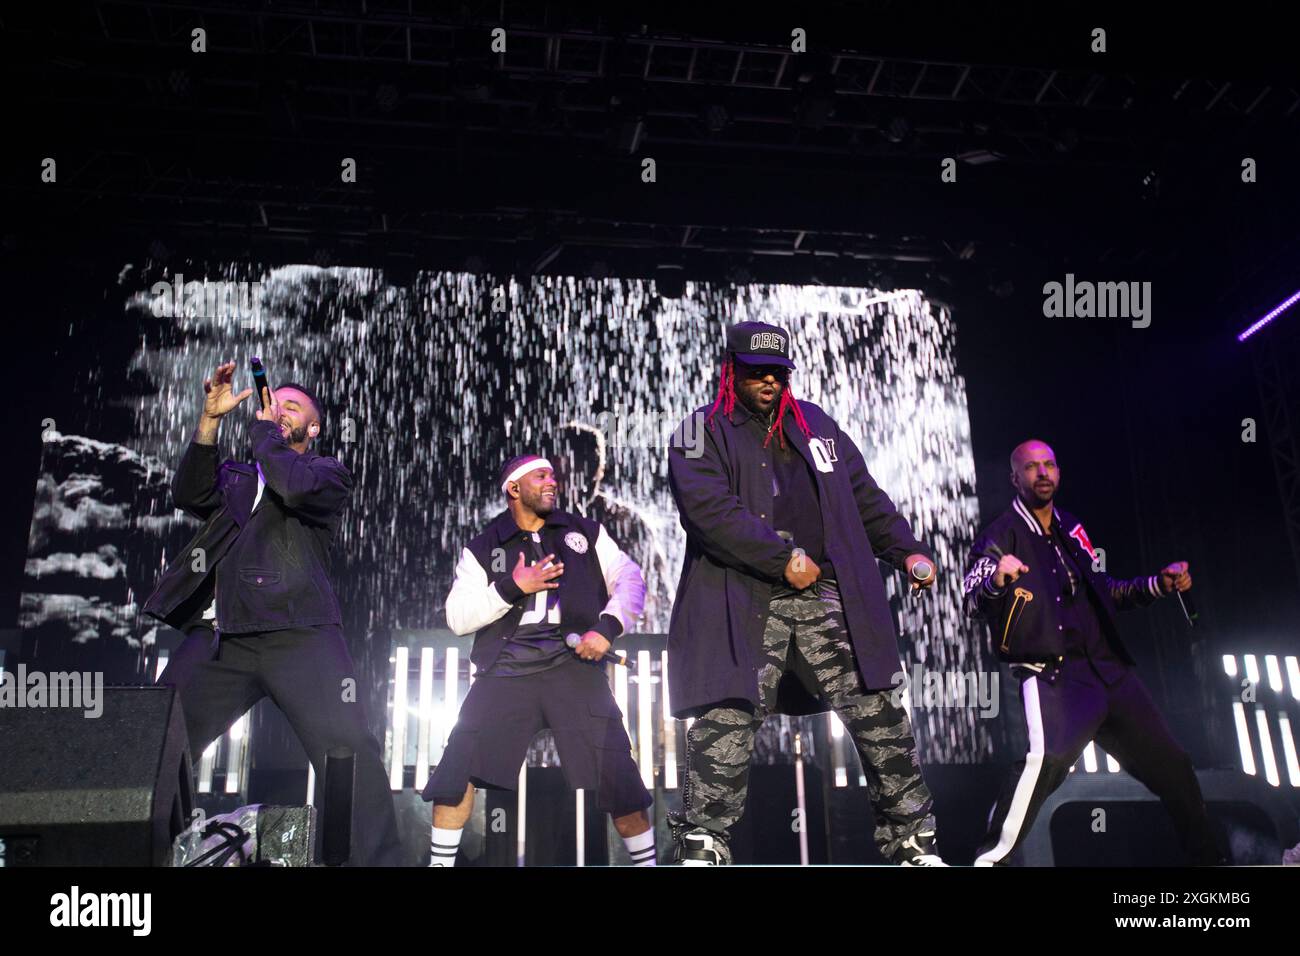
[420, 656, 652, 815]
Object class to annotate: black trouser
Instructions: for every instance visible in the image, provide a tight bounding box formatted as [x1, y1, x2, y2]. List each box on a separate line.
[158, 622, 405, 867]
[975, 655, 1221, 865]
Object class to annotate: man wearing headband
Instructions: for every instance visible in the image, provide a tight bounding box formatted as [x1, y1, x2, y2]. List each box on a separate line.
[420, 454, 656, 866]
[962, 439, 1222, 865]
[665, 322, 944, 866]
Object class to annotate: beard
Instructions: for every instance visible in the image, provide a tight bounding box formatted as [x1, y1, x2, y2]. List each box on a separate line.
[522, 488, 556, 515]
[284, 421, 310, 445]
[1025, 481, 1055, 504]
[738, 381, 782, 416]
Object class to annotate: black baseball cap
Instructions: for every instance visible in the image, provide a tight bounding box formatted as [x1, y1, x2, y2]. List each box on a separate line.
[725, 321, 795, 369]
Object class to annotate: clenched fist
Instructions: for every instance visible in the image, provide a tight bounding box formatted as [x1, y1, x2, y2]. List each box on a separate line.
[1159, 561, 1191, 594]
[993, 553, 1029, 589]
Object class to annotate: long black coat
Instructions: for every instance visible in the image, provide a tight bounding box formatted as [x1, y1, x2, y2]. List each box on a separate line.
[142, 420, 351, 634]
[667, 399, 931, 717]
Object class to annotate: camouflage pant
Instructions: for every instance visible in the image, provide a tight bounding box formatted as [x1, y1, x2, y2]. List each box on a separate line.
[671, 580, 935, 863]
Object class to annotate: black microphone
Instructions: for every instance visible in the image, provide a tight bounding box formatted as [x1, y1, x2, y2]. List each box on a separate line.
[250, 356, 272, 408]
[1176, 589, 1198, 627]
[565, 632, 629, 666]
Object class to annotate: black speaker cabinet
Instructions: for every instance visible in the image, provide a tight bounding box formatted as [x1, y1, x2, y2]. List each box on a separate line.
[0, 684, 194, 866]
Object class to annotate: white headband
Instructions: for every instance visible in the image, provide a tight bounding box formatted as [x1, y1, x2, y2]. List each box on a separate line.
[501, 458, 554, 493]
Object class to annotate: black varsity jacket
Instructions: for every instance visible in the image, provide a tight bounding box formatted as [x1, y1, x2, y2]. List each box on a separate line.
[444, 508, 646, 673]
[962, 496, 1166, 669]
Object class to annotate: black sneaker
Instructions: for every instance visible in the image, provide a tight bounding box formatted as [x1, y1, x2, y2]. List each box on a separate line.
[674, 830, 726, 866]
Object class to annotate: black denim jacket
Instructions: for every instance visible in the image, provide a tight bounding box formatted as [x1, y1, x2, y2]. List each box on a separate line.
[142, 419, 351, 634]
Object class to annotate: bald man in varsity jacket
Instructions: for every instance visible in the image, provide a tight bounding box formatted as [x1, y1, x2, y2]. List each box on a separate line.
[419, 454, 657, 866]
[962, 438, 1223, 866]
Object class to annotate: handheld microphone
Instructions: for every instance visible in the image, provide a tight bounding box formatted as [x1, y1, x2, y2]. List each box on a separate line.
[250, 356, 272, 408]
[565, 632, 629, 667]
[909, 559, 934, 593]
[1176, 589, 1198, 627]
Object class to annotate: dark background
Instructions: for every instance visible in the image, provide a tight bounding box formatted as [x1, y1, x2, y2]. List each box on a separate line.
[3, 1, 1298, 786]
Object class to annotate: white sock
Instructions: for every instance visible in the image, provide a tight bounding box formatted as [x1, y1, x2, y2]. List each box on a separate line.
[622, 828, 657, 866]
[429, 825, 463, 867]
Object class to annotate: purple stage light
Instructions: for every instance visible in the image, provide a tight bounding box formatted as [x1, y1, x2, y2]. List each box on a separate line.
[1237, 288, 1300, 342]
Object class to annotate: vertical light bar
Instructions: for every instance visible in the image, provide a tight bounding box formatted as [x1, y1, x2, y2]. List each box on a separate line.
[516, 763, 527, 868]
[1081, 741, 1098, 772]
[829, 712, 847, 787]
[415, 647, 435, 791]
[1222, 654, 1238, 678]
[443, 647, 460, 748]
[390, 646, 410, 790]
[575, 789, 585, 867]
[1244, 655, 1261, 688]
[614, 662, 630, 736]
[1277, 713, 1300, 787]
[154, 651, 170, 682]
[1265, 655, 1283, 693]
[1254, 709, 1281, 786]
[636, 650, 653, 788]
[793, 732, 809, 866]
[660, 650, 677, 790]
[198, 740, 217, 794]
[306, 764, 316, 806]
[225, 711, 250, 794]
[1284, 656, 1300, 700]
[1232, 701, 1257, 775]
[1104, 751, 1120, 773]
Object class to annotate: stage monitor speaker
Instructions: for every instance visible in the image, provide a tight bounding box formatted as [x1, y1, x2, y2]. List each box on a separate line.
[0, 684, 194, 866]
[1023, 769, 1298, 866]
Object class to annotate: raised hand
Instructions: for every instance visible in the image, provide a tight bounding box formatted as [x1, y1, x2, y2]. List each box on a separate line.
[202, 362, 254, 420]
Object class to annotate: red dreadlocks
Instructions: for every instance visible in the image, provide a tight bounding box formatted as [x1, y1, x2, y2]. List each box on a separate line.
[705, 354, 813, 449]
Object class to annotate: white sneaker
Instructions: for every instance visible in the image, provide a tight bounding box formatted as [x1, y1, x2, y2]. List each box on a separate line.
[895, 830, 948, 866]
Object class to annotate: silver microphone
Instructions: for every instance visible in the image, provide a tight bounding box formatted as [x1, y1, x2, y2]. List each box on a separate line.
[565, 632, 629, 666]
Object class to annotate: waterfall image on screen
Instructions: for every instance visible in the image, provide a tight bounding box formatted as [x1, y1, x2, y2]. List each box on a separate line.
[21, 265, 992, 762]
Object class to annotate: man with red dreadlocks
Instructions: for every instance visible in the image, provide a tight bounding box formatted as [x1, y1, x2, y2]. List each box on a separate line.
[665, 321, 945, 865]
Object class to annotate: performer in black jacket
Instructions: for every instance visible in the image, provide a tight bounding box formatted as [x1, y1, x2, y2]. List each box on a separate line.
[665, 322, 944, 866]
[420, 454, 656, 866]
[144, 361, 403, 866]
[962, 438, 1222, 865]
